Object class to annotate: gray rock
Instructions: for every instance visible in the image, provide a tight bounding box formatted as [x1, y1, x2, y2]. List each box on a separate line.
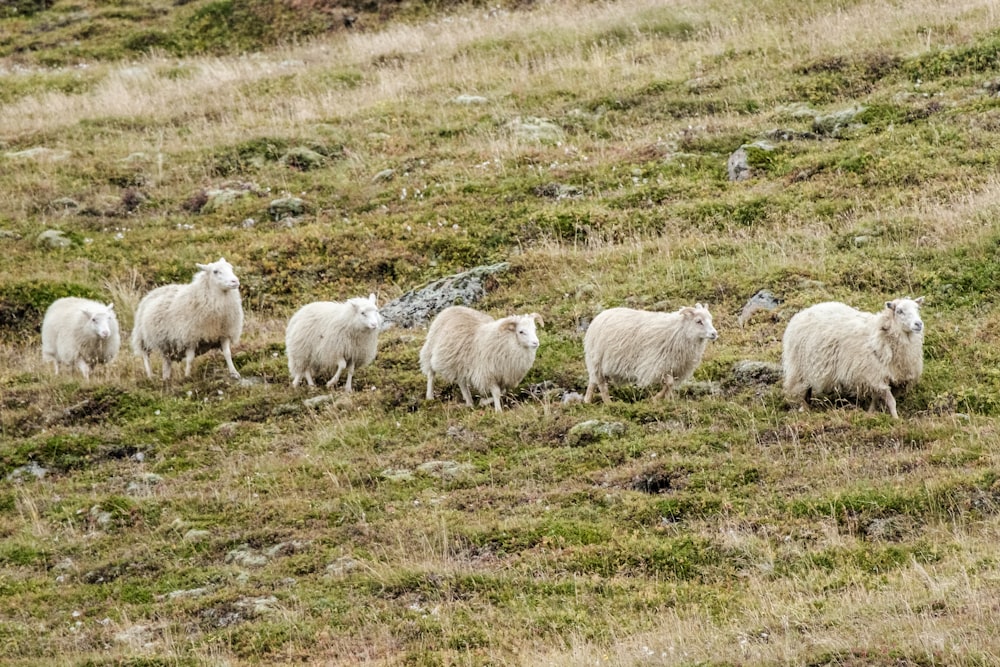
[510, 116, 564, 144]
[269, 196, 307, 221]
[0, 229, 21, 240]
[677, 381, 721, 397]
[167, 587, 209, 599]
[812, 105, 866, 137]
[225, 545, 269, 568]
[416, 460, 475, 480]
[372, 168, 396, 182]
[381, 468, 415, 482]
[326, 556, 360, 577]
[280, 146, 325, 171]
[37, 229, 72, 248]
[738, 289, 783, 326]
[6, 461, 48, 481]
[731, 360, 783, 387]
[565, 420, 626, 446]
[727, 141, 774, 182]
[380, 262, 511, 328]
[201, 188, 253, 214]
[303, 394, 335, 409]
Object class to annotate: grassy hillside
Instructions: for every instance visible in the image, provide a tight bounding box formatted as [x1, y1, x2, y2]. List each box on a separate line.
[3, 0, 1000, 664]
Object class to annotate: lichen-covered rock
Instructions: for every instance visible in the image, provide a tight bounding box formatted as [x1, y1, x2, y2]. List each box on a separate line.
[380, 262, 510, 328]
[565, 420, 626, 446]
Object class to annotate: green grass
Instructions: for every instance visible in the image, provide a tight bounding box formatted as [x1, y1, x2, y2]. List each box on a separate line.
[4, 0, 1000, 664]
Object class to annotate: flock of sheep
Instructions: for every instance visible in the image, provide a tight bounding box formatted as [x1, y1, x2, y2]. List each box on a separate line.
[39, 258, 926, 418]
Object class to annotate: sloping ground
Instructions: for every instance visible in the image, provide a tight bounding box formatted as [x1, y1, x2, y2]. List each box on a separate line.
[3, 0, 1000, 664]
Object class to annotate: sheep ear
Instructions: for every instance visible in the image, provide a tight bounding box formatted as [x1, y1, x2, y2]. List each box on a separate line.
[106, 303, 115, 312]
[529, 312, 544, 327]
[915, 296, 925, 306]
[196, 263, 208, 272]
[695, 302, 705, 310]
[502, 319, 518, 332]
[368, 293, 377, 305]
[886, 300, 896, 311]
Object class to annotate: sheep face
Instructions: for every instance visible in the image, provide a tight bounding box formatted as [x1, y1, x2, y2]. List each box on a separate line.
[351, 294, 381, 330]
[886, 297, 924, 334]
[505, 315, 540, 350]
[685, 304, 718, 341]
[197, 257, 240, 291]
[83, 304, 116, 339]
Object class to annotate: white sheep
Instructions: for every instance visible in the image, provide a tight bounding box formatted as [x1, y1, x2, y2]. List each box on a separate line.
[131, 257, 244, 380]
[285, 294, 381, 390]
[781, 297, 925, 419]
[41, 297, 121, 380]
[420, 305, 542, 412]
[583, 304, 718, 403]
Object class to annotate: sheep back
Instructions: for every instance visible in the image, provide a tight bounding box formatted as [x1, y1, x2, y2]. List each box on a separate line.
[41, 297, 121, 375]
[584, 305, 717, 398]
[286, 294, 381, 384]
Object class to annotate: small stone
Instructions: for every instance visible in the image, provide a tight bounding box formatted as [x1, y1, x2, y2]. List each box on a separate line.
[37, 229, 72, 248]
[280, 146, 325, 171]
[731, 361, 783, 387]
[416, 460, 475, 480]
[303, 394, 335, 409]
[268, 196, 306, 221]
[183, 529, 212, 542]
[452, 94, 488, 105]
[382, 468, 415, 483]
[565, 420, 626, 446]
[510, 116, 564, 143]
[372, 168, 396, 182]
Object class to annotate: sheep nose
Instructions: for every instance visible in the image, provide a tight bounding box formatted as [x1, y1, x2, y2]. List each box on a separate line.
[913, 321, 923, 332]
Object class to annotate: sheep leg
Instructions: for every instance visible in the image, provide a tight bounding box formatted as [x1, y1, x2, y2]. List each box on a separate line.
[490, 385, 504, 412]
[343, 361, 356, 393]
[221, 339, 240, 379]
[304, 371, 315, 387]
[458, 381, 474, 407]
[879, 386, 898, 419]
[50, 359, 60, 375]
[327, 359, 347, 389]
[161, 356, 172, 381]
[653, 376, 675, 401]
[75, 359, 91, 380]
[598, 379, 611, 404]
[183, 347, 196, 378]
[140, 352, 153, 379]
[425, 372, 435, 400]
[583, 381, 596, 403]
